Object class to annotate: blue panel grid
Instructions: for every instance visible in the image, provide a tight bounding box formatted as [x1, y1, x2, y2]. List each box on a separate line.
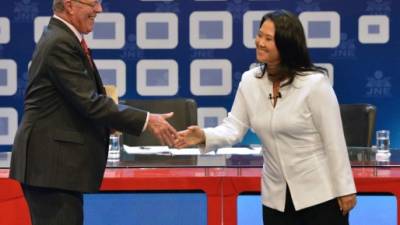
[204, 116, 219, 127]
[146, 22, 169, 39]
[368, 24, 380, 34]
[308, 21, 331, 38]
[200, 69, 223, 86]
[93, 22, 116, 39]
[146, 69, 169, 86]
[0, 117, 8, 135]
[98, 69, 117, 86]
[0, 69, 7, 86]
[199, 21, 223, 39]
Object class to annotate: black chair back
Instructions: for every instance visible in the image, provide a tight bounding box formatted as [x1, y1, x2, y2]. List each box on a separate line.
[339, 104, 376, 147]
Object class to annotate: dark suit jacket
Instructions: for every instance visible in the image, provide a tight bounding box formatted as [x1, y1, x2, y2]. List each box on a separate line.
[9, 18, 147, 193]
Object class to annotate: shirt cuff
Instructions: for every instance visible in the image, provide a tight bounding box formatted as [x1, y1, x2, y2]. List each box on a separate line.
[142, 112, 150, 132]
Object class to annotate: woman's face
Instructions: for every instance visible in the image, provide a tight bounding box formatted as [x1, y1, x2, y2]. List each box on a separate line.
[255, 19, 280, 66]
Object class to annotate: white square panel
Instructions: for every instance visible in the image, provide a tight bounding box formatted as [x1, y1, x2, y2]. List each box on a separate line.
[299, 11, 340, 48]
[34, 16, 50, 43]
[190, 59, 232, 96]
[0, 59, 17, 96]
[358, 15, 389, 44]
[0, 17, 10, 44]
[197, 107, 227, 128]
[136, 60, 178, 96]
[314, 63, 334, 86]
[190, 11, 232, 49]
[136, 13, 178, 49]
[0, 108, 18, 145]
[243, 11, 272, 48]
[93, 60, 126, 97]
[85, 13, 125, 49]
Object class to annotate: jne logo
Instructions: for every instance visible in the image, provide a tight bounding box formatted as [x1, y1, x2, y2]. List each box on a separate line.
[226, 0, 250, 21]
[154, 2, 180, 13]
[366, 70, 392, 98]
[13, 0, 39, 23]
[120, 34, 144, 61]
[331, 33, 356, 59]
[295, 0, 321, 13]
[366, 0, 392, 15]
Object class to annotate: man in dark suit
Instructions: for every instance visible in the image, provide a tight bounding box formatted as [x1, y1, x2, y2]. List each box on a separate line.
[9, 0, 177, 225]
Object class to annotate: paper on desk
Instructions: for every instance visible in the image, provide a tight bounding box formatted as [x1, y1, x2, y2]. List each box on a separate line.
[122, 146, 260, 155]
[123, 145, 170, 154]
[169, 148, 216, 155]
[169, 148, 201, 155]
[123, 146, 217, 155]
[216, 147, 261, 155]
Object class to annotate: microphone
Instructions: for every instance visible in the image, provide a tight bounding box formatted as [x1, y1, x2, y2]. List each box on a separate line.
[268, 92, 282, 99]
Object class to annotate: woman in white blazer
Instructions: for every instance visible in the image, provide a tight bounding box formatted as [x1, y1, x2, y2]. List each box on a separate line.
[175, 10, 356, 225]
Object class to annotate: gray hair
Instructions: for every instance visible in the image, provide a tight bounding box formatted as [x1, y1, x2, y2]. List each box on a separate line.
[52, 0, 65, 12]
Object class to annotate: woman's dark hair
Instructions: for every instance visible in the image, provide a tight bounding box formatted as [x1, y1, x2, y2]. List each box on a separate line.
[257, 10, 326, 85]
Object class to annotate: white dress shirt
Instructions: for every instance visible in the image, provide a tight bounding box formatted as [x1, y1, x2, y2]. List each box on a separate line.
[202, 67, 356, 211]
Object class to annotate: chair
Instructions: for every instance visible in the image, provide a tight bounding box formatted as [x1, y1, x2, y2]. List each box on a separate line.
[0, 179, 32, 225]
[339, 103, 376, 147]
[121, 98, 198, 146]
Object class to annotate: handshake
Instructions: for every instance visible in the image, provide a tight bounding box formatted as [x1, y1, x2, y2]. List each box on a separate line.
[105, 86, 203, 148]
[146, 112, 205, 148]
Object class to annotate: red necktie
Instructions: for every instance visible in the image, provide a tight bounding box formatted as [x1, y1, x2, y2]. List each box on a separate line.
[80, 38, 93, 68]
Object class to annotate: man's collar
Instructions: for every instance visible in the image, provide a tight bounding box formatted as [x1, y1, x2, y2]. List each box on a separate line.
[53, 14, 83, 42]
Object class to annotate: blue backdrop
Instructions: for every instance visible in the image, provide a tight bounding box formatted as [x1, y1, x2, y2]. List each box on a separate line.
[0, 0, 399, 151]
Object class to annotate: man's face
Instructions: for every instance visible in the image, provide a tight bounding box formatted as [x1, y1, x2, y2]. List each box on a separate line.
[67, 0, 102, 34]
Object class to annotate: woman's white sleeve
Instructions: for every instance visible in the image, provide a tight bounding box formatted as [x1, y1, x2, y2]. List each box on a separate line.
[200, 82, 250, 153]
[307, 76, 356, 196]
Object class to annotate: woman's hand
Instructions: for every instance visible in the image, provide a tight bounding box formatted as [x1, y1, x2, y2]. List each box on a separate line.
[174, 126, 205, 148]
[337, 193, 357, 215]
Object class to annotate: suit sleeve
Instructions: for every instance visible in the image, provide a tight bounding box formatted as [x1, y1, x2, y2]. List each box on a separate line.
[307, 75, 356, 196]
[46, 38, 147, 136]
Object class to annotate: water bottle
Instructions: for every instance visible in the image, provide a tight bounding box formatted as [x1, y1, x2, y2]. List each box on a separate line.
[108, 134, 120, 162]
[376, 130, 390, 153]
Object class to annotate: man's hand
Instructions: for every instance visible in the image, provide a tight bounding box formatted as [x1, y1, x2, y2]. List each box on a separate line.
[146, 112, 177, 147]
[337, 193, 357, 215]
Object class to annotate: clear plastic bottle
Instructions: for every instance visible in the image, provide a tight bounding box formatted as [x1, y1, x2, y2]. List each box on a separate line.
[108, 134, 120, 163]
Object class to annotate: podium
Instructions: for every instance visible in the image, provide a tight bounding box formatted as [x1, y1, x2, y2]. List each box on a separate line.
[1, 147, 400, 225]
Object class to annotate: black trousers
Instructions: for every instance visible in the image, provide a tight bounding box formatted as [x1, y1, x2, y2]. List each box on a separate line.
[22, 184, 84, 225]
[263, 187, 349, 225]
